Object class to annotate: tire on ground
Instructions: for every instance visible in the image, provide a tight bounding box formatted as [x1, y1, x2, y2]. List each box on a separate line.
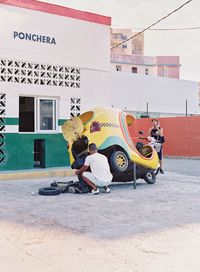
[38, 187, 61, 196]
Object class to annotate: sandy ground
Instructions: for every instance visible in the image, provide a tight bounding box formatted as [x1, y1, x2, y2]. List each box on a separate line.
[1, 220, 200, 272]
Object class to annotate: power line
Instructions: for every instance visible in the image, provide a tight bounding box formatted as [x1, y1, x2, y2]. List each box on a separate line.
[136, 26, 200, 31]
[112, 25, 200, 31]
[111, 0, 193, 50]
[112, 24, 200, 31]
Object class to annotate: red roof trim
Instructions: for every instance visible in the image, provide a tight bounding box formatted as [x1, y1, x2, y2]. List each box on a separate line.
[0, 0, 111, 25]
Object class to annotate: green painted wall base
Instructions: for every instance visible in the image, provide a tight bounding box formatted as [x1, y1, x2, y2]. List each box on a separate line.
[0, 133, 70, 171]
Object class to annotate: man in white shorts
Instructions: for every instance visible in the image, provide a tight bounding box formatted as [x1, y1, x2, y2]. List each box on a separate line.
[75, 143, 113, 194]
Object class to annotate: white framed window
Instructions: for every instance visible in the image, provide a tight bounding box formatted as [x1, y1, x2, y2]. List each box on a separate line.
[19, 96, 58, 133]
[37, 98, 57, 132]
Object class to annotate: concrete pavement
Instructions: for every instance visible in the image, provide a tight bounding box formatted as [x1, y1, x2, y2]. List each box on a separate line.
[0, 168, 199, 239]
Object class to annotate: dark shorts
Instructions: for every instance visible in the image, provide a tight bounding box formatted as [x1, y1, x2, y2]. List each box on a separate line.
[157, 145, 163, 160]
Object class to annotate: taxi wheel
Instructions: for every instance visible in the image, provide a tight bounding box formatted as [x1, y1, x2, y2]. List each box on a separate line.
[110, 151, 129, 172]
[144, 171, 156, 184]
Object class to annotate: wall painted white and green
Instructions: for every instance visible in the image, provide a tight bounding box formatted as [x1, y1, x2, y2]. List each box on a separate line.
[0, 1, 111, 171]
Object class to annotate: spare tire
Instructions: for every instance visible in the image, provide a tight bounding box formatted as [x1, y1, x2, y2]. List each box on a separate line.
[38, 187, 61, 196]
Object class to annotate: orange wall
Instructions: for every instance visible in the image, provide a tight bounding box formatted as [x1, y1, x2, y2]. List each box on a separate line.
[129, 116, 200, 157]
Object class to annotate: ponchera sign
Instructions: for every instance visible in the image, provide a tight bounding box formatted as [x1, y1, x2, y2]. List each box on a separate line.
[13, 31, 56, 45]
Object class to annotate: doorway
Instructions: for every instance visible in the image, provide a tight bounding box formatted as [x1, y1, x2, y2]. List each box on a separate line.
[34, 139, 45, 168]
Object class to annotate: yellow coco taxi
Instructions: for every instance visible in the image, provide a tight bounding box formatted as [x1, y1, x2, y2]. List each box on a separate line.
[62, 107, 159, 184]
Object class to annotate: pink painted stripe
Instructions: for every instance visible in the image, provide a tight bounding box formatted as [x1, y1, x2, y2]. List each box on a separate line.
[0, 0, 111, 25]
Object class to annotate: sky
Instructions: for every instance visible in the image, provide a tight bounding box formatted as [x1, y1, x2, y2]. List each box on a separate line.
[41, 0, 200, 82]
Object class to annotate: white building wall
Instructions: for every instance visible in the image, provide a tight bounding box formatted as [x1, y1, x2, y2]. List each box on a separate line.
[0, 4, 110, 71]
[0, 3, 111, 133]
[111, 72, 200, 116]
[2, 69, 111, 117]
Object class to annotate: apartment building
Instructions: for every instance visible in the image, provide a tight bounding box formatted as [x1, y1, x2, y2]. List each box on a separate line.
[111, 28, 180, 79]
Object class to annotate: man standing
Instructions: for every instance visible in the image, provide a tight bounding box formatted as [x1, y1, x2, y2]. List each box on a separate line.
[148, 119, 165, 174]
[75, 143, 113, 194]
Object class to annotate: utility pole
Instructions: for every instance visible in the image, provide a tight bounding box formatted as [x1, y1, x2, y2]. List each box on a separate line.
[186, 99, 188, 117]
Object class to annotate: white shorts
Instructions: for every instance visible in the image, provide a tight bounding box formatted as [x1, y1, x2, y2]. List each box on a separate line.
[82, 172, 111, 187]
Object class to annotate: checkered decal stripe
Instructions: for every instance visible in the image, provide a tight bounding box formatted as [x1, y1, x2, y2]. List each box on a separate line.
[0, 59, 80, 88]
[0, 92, 6, 164]
[100, 123, 119, 128]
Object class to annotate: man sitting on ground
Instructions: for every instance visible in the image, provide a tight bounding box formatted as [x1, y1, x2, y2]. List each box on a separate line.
[75, 143, 113, 194]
